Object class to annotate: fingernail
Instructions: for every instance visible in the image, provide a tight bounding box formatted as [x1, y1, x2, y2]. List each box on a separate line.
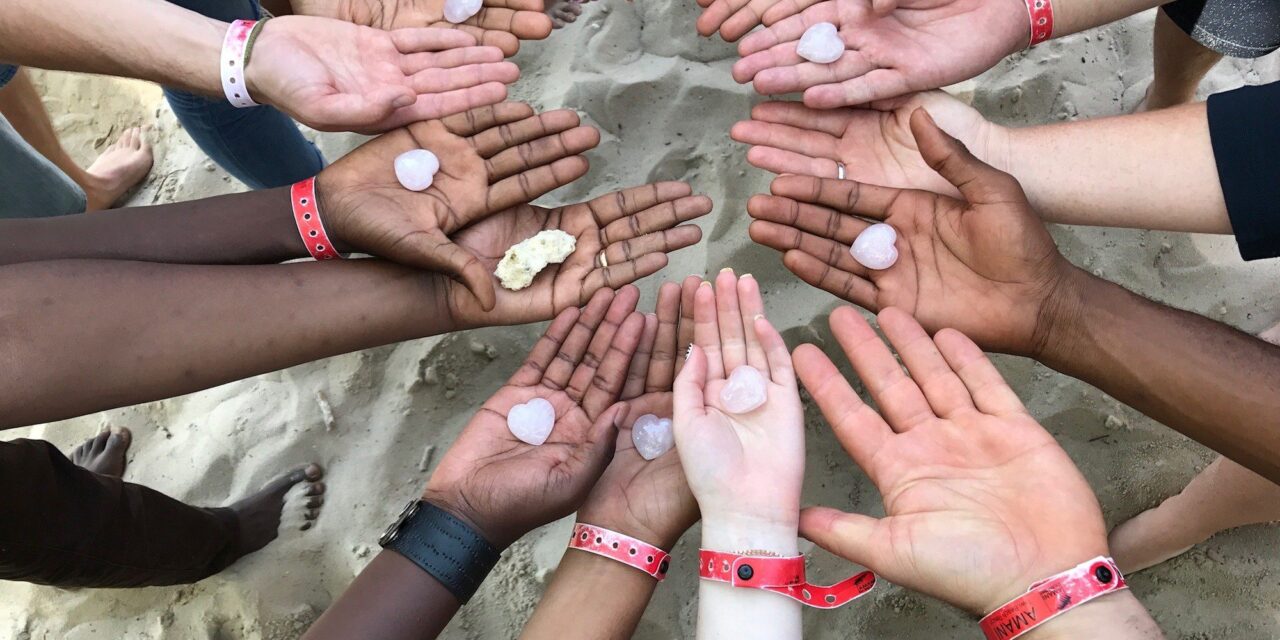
[720, 267, 734, 274]
[699, 281, 711, 288]
[741, 273, 754, 280]
[754, 314, 765, 321]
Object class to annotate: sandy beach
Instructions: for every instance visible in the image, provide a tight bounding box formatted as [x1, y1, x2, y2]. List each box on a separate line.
[5, 5, 1280, 638]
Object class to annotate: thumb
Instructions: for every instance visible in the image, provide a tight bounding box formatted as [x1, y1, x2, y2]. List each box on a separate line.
[870, 0, 897, 15]
[398, 230, 497, 311]
[909, 108, 1024, 207]
[673, 344, 708, 437]
[799, 506, 884, 569]
[578, 401, 628, 480]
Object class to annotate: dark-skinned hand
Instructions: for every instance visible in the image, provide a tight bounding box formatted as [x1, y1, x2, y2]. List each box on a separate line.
[317, 102, 601, 311]
[423, 287, 645, 548]
[576, 277, 702, 549]
[747, 109, 1076, 357]
[444, 181, 712, 327]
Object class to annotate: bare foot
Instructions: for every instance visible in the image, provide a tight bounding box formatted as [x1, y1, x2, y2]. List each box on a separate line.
[229, 464, 326, 559]
[1109, 320, 1280, 574]
[83, 127, 153, 211]
[547, 0, 585, 28]
[69, 426, 132, 477]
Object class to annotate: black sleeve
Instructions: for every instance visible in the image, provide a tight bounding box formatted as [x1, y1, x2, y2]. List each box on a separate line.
[1206, 81, 1280, 261]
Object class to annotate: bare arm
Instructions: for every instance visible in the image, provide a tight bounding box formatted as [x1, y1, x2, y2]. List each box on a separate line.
[522, 552, 661, 639]
[1004, 102, 1229, 233]
[0, 258, 457, 429]
[0, 188, 315, 266]
[302, 550, 463, 640]
[1041, 268, 1280, 482]
[0, 0, 225, 96]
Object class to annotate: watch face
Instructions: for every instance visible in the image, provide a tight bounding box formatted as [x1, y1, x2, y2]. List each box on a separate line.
[379, 499, 420, 547]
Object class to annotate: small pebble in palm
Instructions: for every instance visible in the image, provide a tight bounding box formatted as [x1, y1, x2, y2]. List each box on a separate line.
[797, 23, 843, 64]
[394, 149, 440, 191]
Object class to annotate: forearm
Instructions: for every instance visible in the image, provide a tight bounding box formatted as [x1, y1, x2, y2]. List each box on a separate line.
[0, 188, 317, 266]
[1053, 0, 1168, 38]
[1041, 269, 1280, 482]
[0, 0, 224, 96]
[522, 549, 659, 640]
[303, 551, 462, 640]
[1002, 102, 1229, 233]
[0, 258, 457, 429]
[696, 518, 802, 640]
[1025, 591, 1164, 640]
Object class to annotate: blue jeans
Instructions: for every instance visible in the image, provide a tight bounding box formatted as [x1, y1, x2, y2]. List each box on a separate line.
[163, 0, 325, 188]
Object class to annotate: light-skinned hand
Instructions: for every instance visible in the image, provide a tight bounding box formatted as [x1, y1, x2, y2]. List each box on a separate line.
[423, 287, 645, 548]
[794, 306, 1107, 614]
[673, 270, 804, 545]
[747, 108, 1080, 357]
[318, 102, 601, 311]
[293, 0, 553, 56]
[732, 0, 1030, 108]
[730, 91, 1006, 196]
[446, 182, 712, 327]
[250, 17, 518, 133]
[576, 277, 703, 549]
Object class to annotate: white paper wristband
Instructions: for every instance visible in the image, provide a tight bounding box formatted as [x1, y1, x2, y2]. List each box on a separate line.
[220, 19, 259, 108]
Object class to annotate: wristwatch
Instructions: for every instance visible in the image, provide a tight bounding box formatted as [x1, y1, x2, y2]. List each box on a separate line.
[379, 499, 502, 604]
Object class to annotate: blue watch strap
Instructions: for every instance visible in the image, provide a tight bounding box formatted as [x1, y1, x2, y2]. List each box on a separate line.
[379, 500, 501, 603]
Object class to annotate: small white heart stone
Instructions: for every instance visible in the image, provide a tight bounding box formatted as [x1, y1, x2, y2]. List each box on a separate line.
[507, 397, 556, 446]
[796, 22, 843, 64]
[631, 414, 675, 461]
[444, 0, 483, 23]
[850, 223, 898, 270]
[394, 149, 440, 192]
[720, 365, 768, 415]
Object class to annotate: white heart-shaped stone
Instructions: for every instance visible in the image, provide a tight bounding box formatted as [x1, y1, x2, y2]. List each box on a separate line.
[631, 414, 675, 461]
[394, 149, 440, 192]
[796, 22, 843, 64]
[507, 397, 556, 446]
[444, 0, 483, 23]
[720, 365, 768, 415]
[850, 223, 899, 270]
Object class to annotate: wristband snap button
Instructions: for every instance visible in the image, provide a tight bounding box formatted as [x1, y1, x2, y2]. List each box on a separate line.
[659, 558, 670, 574]
[737, 564, 754, 581]
[1094, 566, 1113, 584]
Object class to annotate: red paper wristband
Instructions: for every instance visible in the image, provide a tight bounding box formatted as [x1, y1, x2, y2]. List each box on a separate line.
[698, 550, 876, 609]
[570, 523, 670, 581]
[980, 556, 1127, 640]
[291, 177, 342, 261]
[1025, 0, 1054, 47]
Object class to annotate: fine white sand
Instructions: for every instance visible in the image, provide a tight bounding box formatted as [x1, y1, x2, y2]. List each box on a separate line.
[5, 6, 1280, 639]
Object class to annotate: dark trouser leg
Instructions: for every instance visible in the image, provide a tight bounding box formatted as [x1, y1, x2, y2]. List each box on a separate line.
[0, 438, 241, 588]
[162, 0, 325, 189]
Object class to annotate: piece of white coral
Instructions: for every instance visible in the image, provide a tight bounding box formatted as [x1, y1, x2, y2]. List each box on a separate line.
[495, 230, 577, 291]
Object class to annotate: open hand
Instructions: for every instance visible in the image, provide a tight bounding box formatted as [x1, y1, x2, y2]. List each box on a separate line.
[250, 17, 518, 132]
[794, 306, 1107, 614]
[747, 109, 1078, 356]
[733, 0, 1029, 108]
[295, 0, 553, 56]
[318, 102, 600, 310]
[576, 277, 702, 549]
[674, 271, 804, 546]
[423, 287, 645, 547]
[445, 182, 712, 327]
[731, 91, 1004, 196]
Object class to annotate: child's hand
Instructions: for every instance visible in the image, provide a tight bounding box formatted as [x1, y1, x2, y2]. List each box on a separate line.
[674, 270, 804, 553]
[577, 277, 702, 549]
[795, 307, 1108, 615]
[423, 287, 644, 548]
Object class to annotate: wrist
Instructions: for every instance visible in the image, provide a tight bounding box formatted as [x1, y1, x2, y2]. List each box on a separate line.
[1030, 264, 1098, 365]
[420, 489, 524, 551]
[575, 508, 689, 551]
[310, 172, 354, 254]
[1020, 591, 1161, 640]
[701, 513, 799, 556]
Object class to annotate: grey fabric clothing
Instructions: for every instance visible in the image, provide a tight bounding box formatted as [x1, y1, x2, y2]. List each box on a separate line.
[0, 113, 86, 219]
[1162, 0, 1280, 58]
